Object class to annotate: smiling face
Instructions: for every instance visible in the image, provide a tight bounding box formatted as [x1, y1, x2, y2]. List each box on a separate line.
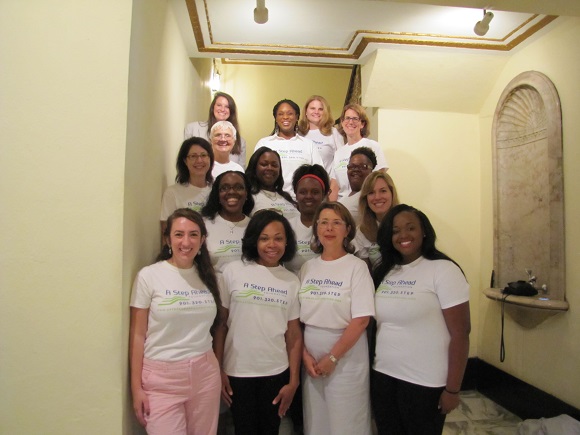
[185, 144, 211, 179]
[295, 177, 325, 217]
[347, 154, 373, 192]
[306, 99, 324, 128]
[218, 172, 247, 220]
[211, 126, 235, 158]
[392, 211, 424, 264]
[316, 208, 349, 251]
[166, 217, 205, 269]
[275, 103, 298, 138]
[256, 221, 287, 267]
[367, 177, 393, 221]
[213, 96, 231, 121]
[256, 151, 281, 190]
[341, 108, 364, 140]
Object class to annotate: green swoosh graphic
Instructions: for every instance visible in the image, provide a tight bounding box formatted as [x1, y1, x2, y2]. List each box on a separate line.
[215, 245, 238, 254]
[159, 296, 189, 305]
[299, 284, 319, 294]
[238, 290, 264, 298]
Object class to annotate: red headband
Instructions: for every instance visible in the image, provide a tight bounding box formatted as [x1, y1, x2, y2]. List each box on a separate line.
[298, 174, 325, 190]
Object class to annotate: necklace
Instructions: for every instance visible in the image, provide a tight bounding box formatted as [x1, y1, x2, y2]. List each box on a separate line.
[221, 215, 245, 234]
[262, 190, 278, 201]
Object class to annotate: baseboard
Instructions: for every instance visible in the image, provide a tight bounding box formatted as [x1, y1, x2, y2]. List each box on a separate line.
[462, 357, 580, 422]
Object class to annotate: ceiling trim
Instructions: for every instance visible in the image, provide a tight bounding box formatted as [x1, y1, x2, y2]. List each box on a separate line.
[185, 0, 558, 60]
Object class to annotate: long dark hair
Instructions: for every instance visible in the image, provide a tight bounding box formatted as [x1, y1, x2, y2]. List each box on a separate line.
[207, 92, 242, 155]
[242, 210, 297, 264]
[270, 99, 300, 135]
[246, 147, 295, 204]
[201, 171, 255, 220]
[175, 137, 214, 185]
[157, 208, 221, 307]
[372, 204, 463, 287]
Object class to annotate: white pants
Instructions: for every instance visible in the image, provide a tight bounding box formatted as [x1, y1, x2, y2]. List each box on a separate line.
[302, 325, 372, 435]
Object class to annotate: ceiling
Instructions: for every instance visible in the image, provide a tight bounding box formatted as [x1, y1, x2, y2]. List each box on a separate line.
[174, 0, 580, 66]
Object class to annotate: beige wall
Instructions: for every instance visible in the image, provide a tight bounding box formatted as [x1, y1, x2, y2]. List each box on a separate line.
[0, 1, 211, 433]
[220, 63, 352, 160]
[477, 17, 580, 409]
[0, 1, 133, 433]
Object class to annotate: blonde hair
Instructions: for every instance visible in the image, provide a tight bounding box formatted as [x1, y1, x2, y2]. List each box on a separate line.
[337, 103, 370, 140]
[298, 95, 334, 136]
[358, 172, 399, 242]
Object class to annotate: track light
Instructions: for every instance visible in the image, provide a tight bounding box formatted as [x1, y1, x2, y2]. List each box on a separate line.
[254, 0, 268, 24]
[474, 10, 494, 36]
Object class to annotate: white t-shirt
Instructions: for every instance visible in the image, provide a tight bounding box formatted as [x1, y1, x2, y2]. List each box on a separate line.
[303, 127, 344, 174]
[211, 160, 244, 179]
[251, 190, 299, 219]
[220, 260, 301, 377]
[160, 183, 211, 220]
[203, 215, 249, 275]
[374, 256, 470, 387]
[184, 121, 247, 168]
[285, 215, 316, 276]
[130, 261, 217, 361]
[254, 134, 324, 198]
[353, 225, 381, 268]
[332, 138, 388, 199]
[299, 254, 375, 329]
[338, 191, 361, 225]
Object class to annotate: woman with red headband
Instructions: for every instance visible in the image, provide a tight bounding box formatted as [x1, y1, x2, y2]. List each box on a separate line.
[285, 164, 331, 276]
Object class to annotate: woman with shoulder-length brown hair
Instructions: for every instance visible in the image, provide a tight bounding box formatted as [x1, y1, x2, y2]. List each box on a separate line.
[129, 208, 226, 434]
[299, 202, 375, 435]
[354, 171, 400, 270]
[332, 104, 389, 200]
[184, 92, 247, 168]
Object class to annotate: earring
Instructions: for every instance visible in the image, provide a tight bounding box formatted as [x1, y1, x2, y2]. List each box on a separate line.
[168, 246, 172, 255]
[197, 251, 201, 256]
[343, 238, 348, 249]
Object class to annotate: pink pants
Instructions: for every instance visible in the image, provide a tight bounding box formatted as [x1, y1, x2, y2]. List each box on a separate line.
[142, 350, 221, 435]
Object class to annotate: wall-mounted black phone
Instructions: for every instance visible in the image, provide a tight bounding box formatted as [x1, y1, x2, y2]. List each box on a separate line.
[502, 280, 538, 296]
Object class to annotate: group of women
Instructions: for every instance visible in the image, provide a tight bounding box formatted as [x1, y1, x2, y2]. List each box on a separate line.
[129, 92, 471, 435]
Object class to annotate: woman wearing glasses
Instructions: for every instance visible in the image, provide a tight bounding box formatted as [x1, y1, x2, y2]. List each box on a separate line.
[201, 171, 254, 276]
[160, 137, 214, 237]
[254, 99, 324, 199]
[209, 121, 244, 178]
[338, 147, 377, 225]
[333, 104, 388, 200]
[184, 92, 247, 168]
[299, 202, 375, 435]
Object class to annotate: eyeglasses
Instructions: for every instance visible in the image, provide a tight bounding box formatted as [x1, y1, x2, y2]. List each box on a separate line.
[317, 219, 346, 229]
[187, 153, 210, 160]
[347, 163, 370, 171]
[343, 116, 361, 123]
[219, 184, 246, 193]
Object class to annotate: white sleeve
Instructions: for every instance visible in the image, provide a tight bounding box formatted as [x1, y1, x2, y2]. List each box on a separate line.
[371, 141, 389, 171]
[160, 186, 177, 221]
[434, 261, 470, 309]
[350, 259, 376, 318]
[130, 269, 153, 309]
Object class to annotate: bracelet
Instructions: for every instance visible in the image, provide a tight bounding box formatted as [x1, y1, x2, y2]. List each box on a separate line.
[328, 354, 338, 365]
[444, 387, 460, 394]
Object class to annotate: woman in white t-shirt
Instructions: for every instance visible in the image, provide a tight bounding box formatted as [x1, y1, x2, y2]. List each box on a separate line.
[299, 202, 375, 435]
[209, 121, 244, 178]
[333, 104, 389, 199]
[215, 210, 302, 435]
[201, 171, 255, 276]
[129, 208, 225, 434]
[160, 137, 214, 239]
[246, 146, 297, 218]
[353, 171, 400, 270]
[338, 146, 377, 225]
[253, 99, 324, 198]
[184, 92, 247, 168]
[297, 95, 342, 200]
[285, 164, 330, 276]
[371, 204, 470, 435]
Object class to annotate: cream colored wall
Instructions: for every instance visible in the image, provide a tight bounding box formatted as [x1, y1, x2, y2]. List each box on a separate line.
[123, 1, 212, 433]
[477, 17, 580, 409]
[0, 1, 132, 433]
[376, 109, 481, 357]
[220, 63, 352, 161]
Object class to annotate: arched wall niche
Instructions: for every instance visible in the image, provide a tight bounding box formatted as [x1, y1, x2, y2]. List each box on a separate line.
[485, 71, 567, 326]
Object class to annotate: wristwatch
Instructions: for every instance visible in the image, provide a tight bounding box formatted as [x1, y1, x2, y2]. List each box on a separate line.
[329, 354, 338, 365]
